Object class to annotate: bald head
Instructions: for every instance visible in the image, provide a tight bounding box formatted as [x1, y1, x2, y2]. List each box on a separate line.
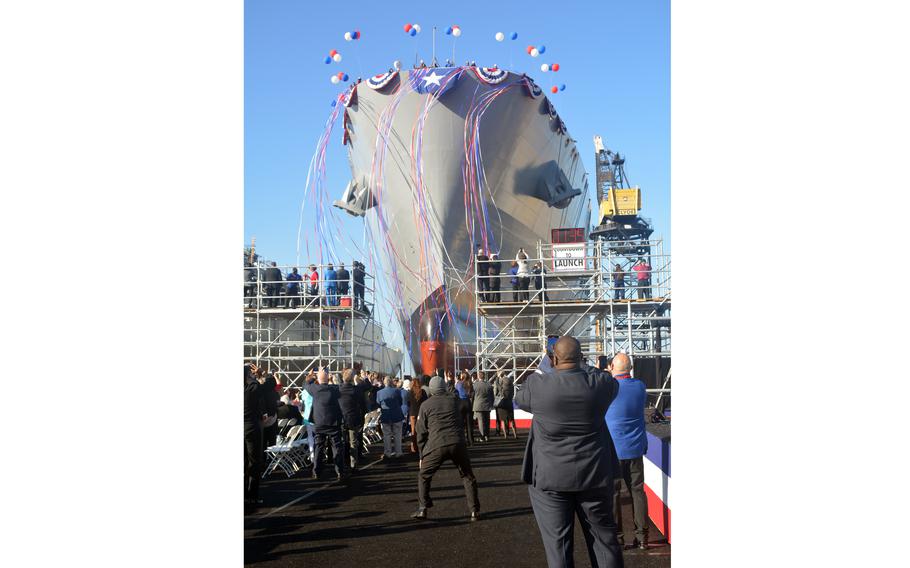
[611, 353, 632, 374]
[552, 336, 582, 369]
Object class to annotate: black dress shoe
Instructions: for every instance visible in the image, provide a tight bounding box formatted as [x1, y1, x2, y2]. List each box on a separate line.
[411, 508, 428, 520]
[470, 511, 481, 522]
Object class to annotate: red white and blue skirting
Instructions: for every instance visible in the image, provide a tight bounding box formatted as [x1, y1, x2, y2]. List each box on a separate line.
[643, 430, 671, 542]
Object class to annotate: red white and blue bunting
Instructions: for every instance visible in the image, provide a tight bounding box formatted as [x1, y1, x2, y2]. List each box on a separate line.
[344, 84, 358, 107]
[366, 71, 399, 91]
[473, 66, 508, 85]
[522, 76, 543, 98]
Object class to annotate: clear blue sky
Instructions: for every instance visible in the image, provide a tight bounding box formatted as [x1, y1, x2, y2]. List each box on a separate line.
[245, 0, 670, 265]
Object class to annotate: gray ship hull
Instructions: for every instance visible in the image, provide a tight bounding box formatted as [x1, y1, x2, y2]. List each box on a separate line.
[339, 68, 590, 373]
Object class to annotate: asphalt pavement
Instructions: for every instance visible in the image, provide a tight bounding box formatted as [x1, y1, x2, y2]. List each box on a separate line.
[244, 434, 670, 567]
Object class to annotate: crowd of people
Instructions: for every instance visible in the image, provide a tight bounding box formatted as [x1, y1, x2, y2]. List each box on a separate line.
[244, 260, 368, 312]
[244, 333, 652, 567]
[475, 247, 654, 303]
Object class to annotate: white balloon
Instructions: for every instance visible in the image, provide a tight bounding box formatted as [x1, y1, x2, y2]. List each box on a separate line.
[495, 32, 505, 42]
[413, 24, 421, 33]
[344, 32, 353, 41]
[452, 27, 462, 37]
[331, 75, 340, 84]
[541, 63, 550, 72]
[530, 48, 539, 57]
[333, 53, 342, 62]
[393, 60, 401, 70]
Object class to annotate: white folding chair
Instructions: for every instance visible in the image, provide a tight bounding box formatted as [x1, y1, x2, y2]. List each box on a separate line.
[286, 427, 313, 473]
[263, 425, 303, 477]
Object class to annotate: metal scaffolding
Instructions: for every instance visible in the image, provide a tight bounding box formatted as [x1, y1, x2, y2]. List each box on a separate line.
[468, 237, 671, 406]
[243, 259, 402, 388]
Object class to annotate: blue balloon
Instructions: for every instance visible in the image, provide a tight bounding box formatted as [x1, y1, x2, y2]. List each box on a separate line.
[446, 27, 453, 35]
[539, 45, 546, 54]
[510, 32, 518, 40]
[324, 56, 331, 64]
[342, 74, 349, 82]
[331, 100, 337, 107]
[409, 28, 417, 36]
[559, 84, 566, 91]
[351, 30, 357, 38]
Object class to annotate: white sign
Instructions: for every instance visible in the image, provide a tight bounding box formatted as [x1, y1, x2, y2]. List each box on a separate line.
[552, 244, 586, 272]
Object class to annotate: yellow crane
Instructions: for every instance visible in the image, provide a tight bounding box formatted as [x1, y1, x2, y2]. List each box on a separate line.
[593, 135, 641, 222]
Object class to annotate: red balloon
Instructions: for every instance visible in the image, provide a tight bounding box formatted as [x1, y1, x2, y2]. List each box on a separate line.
[526, 45, 534, 54]
[329, 49, 338, 57]
[337, 72, 344, 79]
[404, 23, 412, 32]
[354, 30, 361, 39]
[551, 86, 558, 93]
[551, 63, 560, 72]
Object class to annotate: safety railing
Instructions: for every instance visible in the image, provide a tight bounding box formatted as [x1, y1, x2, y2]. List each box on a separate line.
[471, 237, 670, 390]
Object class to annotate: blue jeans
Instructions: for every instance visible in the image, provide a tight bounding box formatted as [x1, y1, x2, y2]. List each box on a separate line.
[326, 285, 337, 306]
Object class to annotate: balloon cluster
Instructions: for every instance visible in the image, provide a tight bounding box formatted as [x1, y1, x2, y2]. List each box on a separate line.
[539, 62, 560, 72]
[445, 25, 462, 37]
[526, 44, 546, 57]
[549, 84, 566, 93]
[324, 49, 343, 64]
[343, 30, 362, 42]
[494, 31, 519, 41]
[330, 71, 350, 84]
[403, 23, 422, 36]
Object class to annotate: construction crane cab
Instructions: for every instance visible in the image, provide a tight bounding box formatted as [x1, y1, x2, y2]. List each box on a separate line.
[590, 135, 653, 244]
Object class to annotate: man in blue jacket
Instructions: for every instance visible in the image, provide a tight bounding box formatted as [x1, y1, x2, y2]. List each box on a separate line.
[376, 377, 404, 458]
[286, 267, 302, 308]
[605, 353, 649, 550]
[324, 263, 338, 306]
[515, 336, 624, 568]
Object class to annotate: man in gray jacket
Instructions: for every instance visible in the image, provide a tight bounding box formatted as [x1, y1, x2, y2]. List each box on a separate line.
[412, 376, 481, 522]
[472, 374, 494, 442]
[515, 336, 624, 568]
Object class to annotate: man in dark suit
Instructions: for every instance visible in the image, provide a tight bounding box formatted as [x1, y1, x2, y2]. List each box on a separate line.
[476, 247, 490, 302]
[336, 263, 351, 299]
[488, 253, 502, 302]
[472, 373, 494, 442]
[339, 368, 368, 470]
[412, 376, 481, 521]
[352, 261, 367, 312]
[244, 363, 267, 511]
[515, 336, 624, 568]
[263, 262, 282, 308]
[303, 368, 347, 481]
